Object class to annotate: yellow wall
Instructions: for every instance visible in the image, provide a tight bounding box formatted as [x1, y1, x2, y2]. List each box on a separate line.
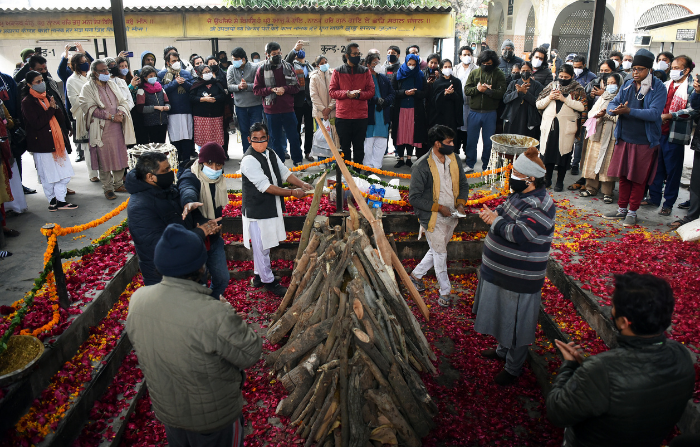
[649, 18, 699, 43]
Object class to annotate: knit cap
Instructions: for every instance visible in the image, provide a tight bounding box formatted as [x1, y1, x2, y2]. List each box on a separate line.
[154, 224, 207, 277]
[513, 147, 546, 178]
[199, 142, 226, 165]
[501, 39, 515, 51]
[632, 49, 655, 69]
[20, 48, 35, 60]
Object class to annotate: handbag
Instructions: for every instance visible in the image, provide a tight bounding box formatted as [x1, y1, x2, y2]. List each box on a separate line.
[310, 119, 333, 158]
[72, 119, 89, 144]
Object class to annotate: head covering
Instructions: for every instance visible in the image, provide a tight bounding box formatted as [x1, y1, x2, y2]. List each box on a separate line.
[20, 48, 35, 60]
[513, 147, 546, 178]
[542, 43, 551, 51]
[501, 39, 515, 51]
[199, 142, 226, 164]
[632, 49, 654, 69]
[396, 54, 424, 89]
[104, 57, 116, 66]
[297, 50, 306, 59]
[154, 224, 208, 277]
[566, 53, 577, 61]
[140, 51, 156, 68]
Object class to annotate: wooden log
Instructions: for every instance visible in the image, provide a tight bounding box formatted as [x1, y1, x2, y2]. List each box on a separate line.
[291, 371, 324, 423]
[364, 389, 421, 447]
[296, 412, 313, 437]
[305, 372, 339, 447]
[348, 366, 369, 447]
[314, 399, 340, 444]
[277, 361, 316, 417]
[318, 359, 340, 373]
[274, 318, 334, 371]
[320, 316, 341, 364]
[297, 171, 327, 260]
[267, 269, 325, 345]
[280, 351, 320, 392]
[314, 116, 428, 321]
[347, 196, 360, 232]
[356, 349, 401, 410]
[398, 355, 438, 418]
[272, 251, 313, 323]
[353, 328, 390, 375]
[307, 230, 321, 254]
[339, 334, 350, 447]
[386, 362, 432, 437]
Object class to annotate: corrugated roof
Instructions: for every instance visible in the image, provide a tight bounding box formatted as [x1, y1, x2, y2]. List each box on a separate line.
[0, 5, 452, 14]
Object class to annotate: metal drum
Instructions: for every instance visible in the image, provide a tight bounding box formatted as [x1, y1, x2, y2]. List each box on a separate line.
[127, 143, 179, 171]
[490, 134, 539, 156]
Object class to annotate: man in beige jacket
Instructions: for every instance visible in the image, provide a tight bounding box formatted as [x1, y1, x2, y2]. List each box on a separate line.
[126, 223, 262, 447]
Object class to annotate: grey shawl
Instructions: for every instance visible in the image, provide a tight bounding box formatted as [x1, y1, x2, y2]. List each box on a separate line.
[262, 60, 297, 107]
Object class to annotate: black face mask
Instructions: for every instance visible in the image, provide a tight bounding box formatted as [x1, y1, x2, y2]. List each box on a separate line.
[348, 55, 361, 66]
[482, 64, 495, 72]
[598, 72, 610, 81]
[503, 50, 514, 60]
[521, 71, 532, 81]
[388, 54, 398, 64]
[109, 66, 120, 77]
[154, 170, 175, 189]
[558, 78, 572, 86]
[438, 143, 454, 155]
[511, 72, 521, 80]
[510, 176, 529, 193]
[219, 57, 228, 63]
[271, 54, 282, 65]
[209, 65, 219, 74]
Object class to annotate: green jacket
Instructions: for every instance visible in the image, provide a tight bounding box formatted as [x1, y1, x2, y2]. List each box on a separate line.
[463, 67, 506, 111]
[126, 276, 263, 433]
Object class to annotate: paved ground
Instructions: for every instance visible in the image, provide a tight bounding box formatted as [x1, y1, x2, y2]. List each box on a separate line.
[0, 132, 692, 306]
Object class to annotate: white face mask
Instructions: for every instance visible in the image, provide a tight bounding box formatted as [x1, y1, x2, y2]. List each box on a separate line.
[408, 65, 416, 71]
[613, 60, 620, 68]
[460, 55, 472, 65]
[622, 60, 632, 70]
[202, 72, 213, 81]
[531, 58, 543, 68]
[574, 68, 583, 76]
[657, 60, 669, 71]
[373, 64, 386, 75]
[442, 68, 453, 76]
[670, 69, 685, 82]
[171, 61, 181, 71]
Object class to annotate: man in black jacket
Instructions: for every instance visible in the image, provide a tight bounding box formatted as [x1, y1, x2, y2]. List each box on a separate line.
[498, 39, 524, 86]
[547, 272, 695, 447]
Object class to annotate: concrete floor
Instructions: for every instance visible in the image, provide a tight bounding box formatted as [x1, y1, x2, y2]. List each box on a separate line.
[0, 132, 692, 306]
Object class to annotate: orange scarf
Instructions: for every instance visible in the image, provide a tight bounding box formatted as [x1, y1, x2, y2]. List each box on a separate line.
[29, 88, 66, 164]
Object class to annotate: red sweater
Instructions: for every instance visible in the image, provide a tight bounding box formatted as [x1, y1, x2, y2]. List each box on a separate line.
[328, 64, 375, 120]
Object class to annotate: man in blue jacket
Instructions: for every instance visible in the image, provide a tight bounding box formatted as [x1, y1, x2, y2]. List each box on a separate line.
[158, 51, 195, 169]
[126, 152, 221, 286]
[603, 49, 666, 227]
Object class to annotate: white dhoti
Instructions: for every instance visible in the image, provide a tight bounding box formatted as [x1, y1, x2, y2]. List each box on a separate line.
[363, 137, 388, 169]
[33, 151, 74, 203]
[5, 160, 28, 213]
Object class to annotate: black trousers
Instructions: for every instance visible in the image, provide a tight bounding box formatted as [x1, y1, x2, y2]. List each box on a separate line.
[145, 124, 168, 144]
[456, 129, 468, 156]
[295, 103, 314, 155]
[172, 139, 195, 170]
[335, 118, 367, 163]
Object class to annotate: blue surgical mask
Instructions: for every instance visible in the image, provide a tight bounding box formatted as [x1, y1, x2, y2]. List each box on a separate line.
[202, 165, 222, 180]
[120, 68, 129, 76]
[605, 84, 618, 94]
[98, 73, 111, 82]
[320, 63, 330, 72]
[147, 77, 157, 85]
[253, 58, 260, 63]
[232, 59, 243, 69]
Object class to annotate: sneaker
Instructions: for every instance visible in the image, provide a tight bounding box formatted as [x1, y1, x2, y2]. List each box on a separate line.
[114, 185, 127, 193]
[678, 200, 690, 210]
[494, 369, 518, 386]
[623, 214, 637, 227]
[104, 191, 117, 200]
[394, 159, 405, 168]
[264, 280, 287, 297]
[553, 183, 564, 192]
[464, 165, 474, 173]
[603, 210, 627, 220]
[284, 152, 290, 160]
[250, 274, 281, 288]
[0, 250, 12, 259]
[23, 185, 37, 194]
[480, 349, 506, 362]
[406, 159, 413, 167]
[305, 154, 314, 162]
[57, 201, 78, 210]
[571, 166, 580, 176]
[410, 274, 425, 292]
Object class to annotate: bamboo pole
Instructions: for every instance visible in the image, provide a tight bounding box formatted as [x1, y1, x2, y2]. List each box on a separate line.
[313, 117, 429, 321]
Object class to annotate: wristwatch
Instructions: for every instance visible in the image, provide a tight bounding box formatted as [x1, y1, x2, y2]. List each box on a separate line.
[110, 114, 114, 121]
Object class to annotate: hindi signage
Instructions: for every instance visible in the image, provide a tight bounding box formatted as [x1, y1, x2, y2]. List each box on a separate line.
[676, 28, 696, 41]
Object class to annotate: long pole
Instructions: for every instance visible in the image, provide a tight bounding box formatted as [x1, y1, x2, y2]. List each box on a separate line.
[588, 0, 607, 72]
[110, 0, 128, 54]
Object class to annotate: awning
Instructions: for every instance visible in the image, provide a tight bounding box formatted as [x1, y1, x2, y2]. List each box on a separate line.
[637, 13, 700, 43]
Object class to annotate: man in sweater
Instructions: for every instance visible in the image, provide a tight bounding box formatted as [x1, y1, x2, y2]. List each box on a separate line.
[126, 223, 262, 447]
[227, 47, 262, 150]
[240, 123, 312, 296]
[463, 50, 506, 172]
[253, 42, 302, 166]
[329, 43, 375, 164]
[473, 147, 556, 386]
[547, 272, 694, 447]
[408, 125, 470, 307]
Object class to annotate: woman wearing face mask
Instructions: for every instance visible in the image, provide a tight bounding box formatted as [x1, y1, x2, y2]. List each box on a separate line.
[205, 55, 233, 158]
[362, 53, 395, 169]
[21, 70, 77, 211]
[429, 59, 464, 145]
[135, 66, 170, 144]
[454, 46, 476, 163]
[502, 62, 544, 140]
[391, 54, 428, 168]
[67, 52, 100, 180]
[178, 142, 230, 299]
[536, 64, 587, 191]
[158, 52, 195, 169]
[580, 73, 622, 203]
[309, 55, 340, 154]
[190, 64, 227, 148]
[79, 60, 136, 200]
[105, 57, 135, 111]
[474, 147, 556, 386]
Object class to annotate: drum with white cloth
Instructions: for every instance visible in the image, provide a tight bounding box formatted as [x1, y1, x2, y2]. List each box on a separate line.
[488, 134, 539, 188]
[127, 143, 179, 171]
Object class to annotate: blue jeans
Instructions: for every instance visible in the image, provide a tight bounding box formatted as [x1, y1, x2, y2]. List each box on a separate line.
[266, 111, 301, 164]
[207, 236, 229, 299]
[648, 135, 685, 208]
[236, 104, 263, 151]
[465, 110, 496, 169]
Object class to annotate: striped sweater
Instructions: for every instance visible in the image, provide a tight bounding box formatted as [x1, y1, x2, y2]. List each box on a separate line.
[480, 187, 556, 294]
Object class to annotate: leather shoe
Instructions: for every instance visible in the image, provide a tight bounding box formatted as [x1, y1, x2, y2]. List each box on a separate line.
[480, 349, 505, 362]
[22, 185, 37, 194]
[494, 369, 518, 386]
[104, 191, 117, 200]
[114, 185, 128, 193]
[75, 154, 85, 162]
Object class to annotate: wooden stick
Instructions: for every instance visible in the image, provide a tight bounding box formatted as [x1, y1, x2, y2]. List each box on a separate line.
[364, 389, 421, 447]
[297, 171, 327, 260]
[314, 116, 429, 321]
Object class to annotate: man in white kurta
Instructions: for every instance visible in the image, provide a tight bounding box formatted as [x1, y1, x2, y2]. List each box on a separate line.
[240, 122, 312, 296]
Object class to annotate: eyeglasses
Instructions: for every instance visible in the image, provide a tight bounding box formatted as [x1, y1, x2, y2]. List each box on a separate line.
[96, 68, 109, 73]
[251, 139, 268, 143]
[631, 67, 649, 73]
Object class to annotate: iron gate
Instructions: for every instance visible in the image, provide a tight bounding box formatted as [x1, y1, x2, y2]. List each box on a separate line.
[599, 33, 626, 64]
[524, 7, 535, 52]
[558, 9, 611, 58]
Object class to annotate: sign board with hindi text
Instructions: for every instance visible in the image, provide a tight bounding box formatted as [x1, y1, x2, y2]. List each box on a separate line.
[676, 28, 696, 41]
[649, 18, 700, 43]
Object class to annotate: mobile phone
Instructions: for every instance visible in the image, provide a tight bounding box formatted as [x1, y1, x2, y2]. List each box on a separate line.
[126, 51, 134, 57]
[301, 40, 310, 45]
[133, 69, 140, 78]
[696, 74, 700, 82]
[69, 46, 77, 51]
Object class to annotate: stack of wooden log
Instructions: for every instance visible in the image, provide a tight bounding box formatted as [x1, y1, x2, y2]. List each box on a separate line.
[266, 220, 438, 447]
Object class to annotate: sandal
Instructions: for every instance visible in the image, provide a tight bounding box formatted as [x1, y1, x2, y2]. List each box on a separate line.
[567, 183, 584, 190]
[437, 296, 451, 307]
[0, 250, 12, 259]
[603, 195, 614, 204]
[669, 218, 690, 231]
[579, 190, 596, 197]
[659, 207, 672, 216]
